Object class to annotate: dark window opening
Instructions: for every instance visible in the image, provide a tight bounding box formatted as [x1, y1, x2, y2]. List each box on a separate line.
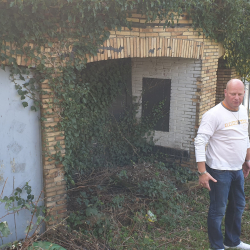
[142, 78, 171, 132]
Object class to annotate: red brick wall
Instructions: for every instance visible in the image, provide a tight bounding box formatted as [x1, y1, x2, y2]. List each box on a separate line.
[216, 58, 238, 105]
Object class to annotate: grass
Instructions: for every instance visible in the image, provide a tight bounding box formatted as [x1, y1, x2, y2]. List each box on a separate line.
[106, 178, 250, 250]
[2, 164, 250, 250]
[41, 165, 250, 250]
[155, 178, 250, 250]
[112, 188, 212, 250]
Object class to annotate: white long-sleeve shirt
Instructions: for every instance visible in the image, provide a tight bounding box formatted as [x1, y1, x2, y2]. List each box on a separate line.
[194, 133, 210, 162]
[194, 103, 250, 170]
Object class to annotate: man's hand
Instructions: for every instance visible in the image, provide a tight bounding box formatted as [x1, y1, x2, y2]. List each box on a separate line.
[243, 161, 250, 178]
[199, 173, 217, 191]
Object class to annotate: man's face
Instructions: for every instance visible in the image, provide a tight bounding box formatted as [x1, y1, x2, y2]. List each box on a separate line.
[224, 81, 245, 111]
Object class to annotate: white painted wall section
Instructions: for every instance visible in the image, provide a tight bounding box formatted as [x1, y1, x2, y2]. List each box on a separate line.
[0, 67, 43, 244]
[132, 57, 201, 152]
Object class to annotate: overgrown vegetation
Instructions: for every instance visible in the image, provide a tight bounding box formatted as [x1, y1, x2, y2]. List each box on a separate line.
[0, 0, 249, 175]
[21, 168, 249, 250]
[1, 0, 250, 248]
[61, 58, 159, 183]
[2, 165, 249, 249]
[223, 1, 250, 81]
[0, 181, 49, 249]
[66, 162, 197, 238]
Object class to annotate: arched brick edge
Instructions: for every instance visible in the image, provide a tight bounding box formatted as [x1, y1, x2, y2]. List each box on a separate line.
[85, 36, 225, 171]
[87, 37, 203, 62]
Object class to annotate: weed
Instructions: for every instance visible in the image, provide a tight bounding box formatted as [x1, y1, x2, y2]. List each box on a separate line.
[0, 180, 50, 248]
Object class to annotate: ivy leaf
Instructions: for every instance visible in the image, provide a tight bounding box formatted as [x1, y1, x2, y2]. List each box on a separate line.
[9, 1, 15, 8]
[3, 196, 8, 201]
[15, 85, 21, 90]
[0, 222, 10, 237]
[22, 102, 28, 108]
[31, 106, 37, 111]
[25, 224, 33, 233]
[48, 42, 53, 47]
[36, 215, 44, 225]
[16, 187, 22, 193]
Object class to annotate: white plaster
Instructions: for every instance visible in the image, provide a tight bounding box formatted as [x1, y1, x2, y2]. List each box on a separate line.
[0, 67, 43, 244]
[132, 57, 201, 152]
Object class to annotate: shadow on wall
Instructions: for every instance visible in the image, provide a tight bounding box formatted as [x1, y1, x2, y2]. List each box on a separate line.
[152, 145, 189, 164]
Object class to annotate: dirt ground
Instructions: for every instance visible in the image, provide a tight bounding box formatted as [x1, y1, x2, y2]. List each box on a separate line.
[2, 163, 198, 250]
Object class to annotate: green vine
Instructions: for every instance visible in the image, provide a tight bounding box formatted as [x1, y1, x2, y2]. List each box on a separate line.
[61, 59, 157, 182]
[0, 0, 249, 184]
[0, 182, 48, 245]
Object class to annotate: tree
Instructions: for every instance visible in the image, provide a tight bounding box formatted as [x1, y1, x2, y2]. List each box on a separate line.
[223, 0, 250, 81]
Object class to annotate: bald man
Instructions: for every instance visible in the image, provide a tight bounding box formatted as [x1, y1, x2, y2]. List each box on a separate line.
[195, 79, 250, 250]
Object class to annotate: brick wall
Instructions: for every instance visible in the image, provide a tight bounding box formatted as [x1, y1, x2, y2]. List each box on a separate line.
[216, 58, 238, 105]
[196, 42, 220, 124]
[85, 15, 225, 170]
[40, 79, 67, 225]
[132, 57, 201, 166]
[3, 12, 229, 221]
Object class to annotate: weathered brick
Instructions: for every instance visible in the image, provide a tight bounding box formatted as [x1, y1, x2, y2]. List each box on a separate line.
[57, 200, 67, 205]
[35, 12, 230, 225]
[46, 201, 56, 207]
[46, 191, 57, 197]
[55, 136, 65, 140]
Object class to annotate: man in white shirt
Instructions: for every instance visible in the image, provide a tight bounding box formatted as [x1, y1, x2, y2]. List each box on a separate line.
[194, 79, 250, 250]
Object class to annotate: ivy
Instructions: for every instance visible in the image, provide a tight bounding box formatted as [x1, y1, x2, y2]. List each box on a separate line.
[0, 182, 48, 244]
[223, 0, 250, 81]
[0, 0, 249, 186]
[60, 59, 157, 181]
